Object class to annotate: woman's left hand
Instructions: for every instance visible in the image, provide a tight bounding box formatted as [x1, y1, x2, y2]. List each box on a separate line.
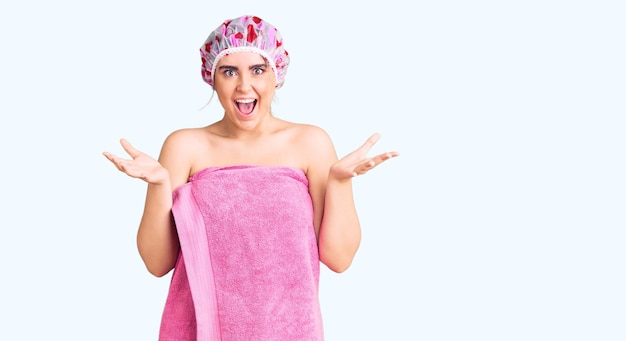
[330, 133, 399, 180]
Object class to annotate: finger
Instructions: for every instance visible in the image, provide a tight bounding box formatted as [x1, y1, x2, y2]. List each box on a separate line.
[377, 151, 400, 161]
[103, 151, 123, 165]
[103, 154, 125, 172]
[355, 133, 381, 155]
[120, 138, 142, 159]
[354, 152, 398, 175]
[353, 159, 376, 175]
[368, 152, 399, 166]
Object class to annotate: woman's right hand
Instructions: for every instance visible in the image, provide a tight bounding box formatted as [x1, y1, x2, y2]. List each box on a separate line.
[103, 138, 169, 184]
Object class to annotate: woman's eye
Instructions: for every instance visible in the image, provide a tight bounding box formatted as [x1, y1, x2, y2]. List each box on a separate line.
[252, 67, 264, 75]
[224, 69, 236, 77]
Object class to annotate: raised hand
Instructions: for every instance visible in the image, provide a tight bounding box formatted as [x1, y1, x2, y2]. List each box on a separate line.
[103, 139, 169, 184]
[330, 133, 399, 180]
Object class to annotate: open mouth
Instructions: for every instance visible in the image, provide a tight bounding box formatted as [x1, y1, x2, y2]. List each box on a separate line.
[235, 99, 257, 115]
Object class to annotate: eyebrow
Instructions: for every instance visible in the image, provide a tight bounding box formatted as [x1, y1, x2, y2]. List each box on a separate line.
[217, 63, 268, 71]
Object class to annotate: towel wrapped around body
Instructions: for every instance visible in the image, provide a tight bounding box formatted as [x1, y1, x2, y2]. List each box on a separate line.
[159, 165, 323, 340]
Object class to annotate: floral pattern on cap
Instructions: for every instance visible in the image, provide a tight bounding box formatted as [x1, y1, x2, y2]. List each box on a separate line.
[200, 15, 290, 88]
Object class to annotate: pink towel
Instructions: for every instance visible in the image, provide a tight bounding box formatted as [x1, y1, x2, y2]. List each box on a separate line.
[159, 165, 323, 340]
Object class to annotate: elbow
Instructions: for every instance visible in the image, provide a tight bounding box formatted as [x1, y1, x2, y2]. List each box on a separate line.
[325, 261, 352, 273]
[318, 236, 360, 273]
[145, 263, 174, 278]
[319, 251, 355, 273]
[140, 250, 177, 278]
[137, 234, 179, 278]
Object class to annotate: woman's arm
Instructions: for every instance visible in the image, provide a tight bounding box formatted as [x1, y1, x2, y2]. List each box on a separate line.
[104, 131, 193, 277]
[306, 129, 398, 273]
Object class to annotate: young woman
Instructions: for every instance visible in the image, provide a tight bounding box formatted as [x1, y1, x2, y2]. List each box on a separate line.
[103, 14, 398, 340]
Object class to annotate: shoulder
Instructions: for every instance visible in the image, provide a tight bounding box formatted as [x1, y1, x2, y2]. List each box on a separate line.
[286, 123, 338, 172]
[163, 127, 205, 146]
[271, 119, 335, 155]
[160, 127, 210, 157]
[290, 123, 334, 151]
[158, 127, 207, 186]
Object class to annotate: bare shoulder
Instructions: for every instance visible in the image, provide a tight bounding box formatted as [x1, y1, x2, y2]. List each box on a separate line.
[290, 123, 334, 151]
[159, 128, 203, 160]
[287, 123, 338, 168]
[163, 127, 205, 145]
[158, 127, 207, 187]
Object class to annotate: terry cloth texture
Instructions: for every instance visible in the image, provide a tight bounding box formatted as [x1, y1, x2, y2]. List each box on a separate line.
[159, 165, 323, 341]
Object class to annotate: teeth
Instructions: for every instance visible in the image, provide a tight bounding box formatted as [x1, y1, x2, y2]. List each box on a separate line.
[236, 99, 255, 103]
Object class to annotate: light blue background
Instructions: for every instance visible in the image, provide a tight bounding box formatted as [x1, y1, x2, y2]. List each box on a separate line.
[1, 1, 624, 340]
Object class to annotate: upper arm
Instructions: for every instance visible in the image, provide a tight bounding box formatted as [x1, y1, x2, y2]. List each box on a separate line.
[301, 126, 338, 238]
[158, 129, 196, 191]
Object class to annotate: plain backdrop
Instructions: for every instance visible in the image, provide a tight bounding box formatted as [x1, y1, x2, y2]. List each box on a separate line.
[1, 1, 624, 340]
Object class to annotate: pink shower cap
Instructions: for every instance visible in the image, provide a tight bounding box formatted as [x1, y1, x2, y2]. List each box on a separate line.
[200, 15, 290, 88]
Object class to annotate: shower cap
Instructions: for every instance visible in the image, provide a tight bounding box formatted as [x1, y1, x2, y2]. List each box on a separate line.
[200, 15, 290, 88]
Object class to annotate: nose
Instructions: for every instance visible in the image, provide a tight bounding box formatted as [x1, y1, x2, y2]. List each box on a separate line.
[236, 73, 252, 92]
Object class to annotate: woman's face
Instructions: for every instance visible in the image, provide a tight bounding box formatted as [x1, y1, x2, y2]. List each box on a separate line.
[213, 52, 277, 124]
